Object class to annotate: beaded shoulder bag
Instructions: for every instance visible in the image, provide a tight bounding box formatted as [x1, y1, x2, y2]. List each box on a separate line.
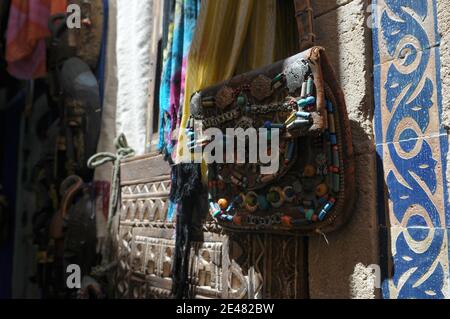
[188, 47, 355, 235]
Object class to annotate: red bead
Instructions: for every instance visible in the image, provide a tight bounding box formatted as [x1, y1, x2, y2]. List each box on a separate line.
[281, 215, 293, 227]
[233, 216, 242, 225]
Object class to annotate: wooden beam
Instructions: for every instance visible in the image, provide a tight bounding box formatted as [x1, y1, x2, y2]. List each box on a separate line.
[293, 0, 315, 51]
[145, 0, 164, 153]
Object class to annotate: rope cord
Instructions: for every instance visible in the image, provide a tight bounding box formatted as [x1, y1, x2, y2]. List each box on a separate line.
[88, 134, 135, 230]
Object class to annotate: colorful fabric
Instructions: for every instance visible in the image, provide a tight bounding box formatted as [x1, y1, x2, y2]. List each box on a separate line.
[5, 0, 67, 80]
[50, 0, 67, 15]
[158, 0, 200, 158]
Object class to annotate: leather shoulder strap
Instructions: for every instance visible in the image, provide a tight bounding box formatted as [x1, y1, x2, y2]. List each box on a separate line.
[294, 0, 315, 51]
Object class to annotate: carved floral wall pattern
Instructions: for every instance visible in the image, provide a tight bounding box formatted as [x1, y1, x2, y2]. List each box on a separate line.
[373, 0, 450, 298]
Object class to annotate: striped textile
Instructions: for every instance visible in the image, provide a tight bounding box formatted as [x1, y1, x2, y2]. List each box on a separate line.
[158, 0, 200, 159]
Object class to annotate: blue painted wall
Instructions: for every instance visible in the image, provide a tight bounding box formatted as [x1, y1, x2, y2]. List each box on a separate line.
[373, 0, 450, 298]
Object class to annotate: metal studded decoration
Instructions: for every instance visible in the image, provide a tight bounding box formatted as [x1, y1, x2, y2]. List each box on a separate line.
[188, 47, 355, 235]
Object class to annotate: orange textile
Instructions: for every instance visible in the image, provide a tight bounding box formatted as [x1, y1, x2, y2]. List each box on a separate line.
[5, 0, 66, 79]
[51, 0, 67, 15]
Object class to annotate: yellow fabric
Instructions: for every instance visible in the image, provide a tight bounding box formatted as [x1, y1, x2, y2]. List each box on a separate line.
[177, 0, 299, 174]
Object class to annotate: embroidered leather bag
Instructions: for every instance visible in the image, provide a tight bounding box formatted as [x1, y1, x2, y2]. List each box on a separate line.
[189, 47, 355, 235]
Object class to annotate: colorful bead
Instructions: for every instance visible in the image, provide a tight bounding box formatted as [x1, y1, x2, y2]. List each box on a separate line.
[328, 113, 336, 133]
[245, 194, 257, 206]
[264, 121, 285, 129]
[233, 215, 243, 225]
[329, 166, 339, 173]
[267, 187, 284, 208]
[318, 198, 336, 221]
[281, 215, 293, 227]
[287, 119, 311, 130]
[257, 195, 270, 210]
[326, 100, 334, 113]
[285, 112, 297, 125]
[272, 73, 283, 84]
[212, 209, 222, 218]
[234, 194, 244, 206]
[300, 80, 307, 98]
[237, 94, 247, 108]
[297, 96, 316, 108]
[245, 192, 259, 212]
[303, 165, 316, 177]
[267, 191, 280, 203]
[306, 77, 314, 96]
[218, 198, 229, 210]
[296, 111, 312, 119]
[220, 215, 234, 222]
[329, 133, 337, 145]
[202, 101, 215, 108]
[315, 183, 329, 197]
[318, 196, 328, 205]
[209, 201, 218, 210]
[305, 209, 315, 221]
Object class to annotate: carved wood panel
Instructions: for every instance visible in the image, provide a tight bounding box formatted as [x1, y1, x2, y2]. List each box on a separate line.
[113, 154, 308, 299]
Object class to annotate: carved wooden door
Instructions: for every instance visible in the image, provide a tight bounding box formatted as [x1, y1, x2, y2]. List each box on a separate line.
[112, 153, 308, 299]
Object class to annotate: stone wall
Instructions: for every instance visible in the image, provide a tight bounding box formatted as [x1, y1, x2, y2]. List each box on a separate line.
[309, 0, 450, 300]
[308, 0, 380, 299]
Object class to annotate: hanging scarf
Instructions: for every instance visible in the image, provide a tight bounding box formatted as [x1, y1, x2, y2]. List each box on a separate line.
[158, 0, 200, 224]
[170, 163, 206, 299]
[158, 0, 200, 159]
[5, 0, 67, 80]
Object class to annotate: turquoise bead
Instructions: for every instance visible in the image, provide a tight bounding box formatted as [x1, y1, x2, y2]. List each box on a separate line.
[318, 200, 336, 221]
[212, 209, 222, 218]
[220, 215, 234, 222]
[272, 73, 283, 83]
[257, 195, 270, 210]
[305, 209, 315, 221]
[297, 96, 316, 108]
[237, 95, 247, 107]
